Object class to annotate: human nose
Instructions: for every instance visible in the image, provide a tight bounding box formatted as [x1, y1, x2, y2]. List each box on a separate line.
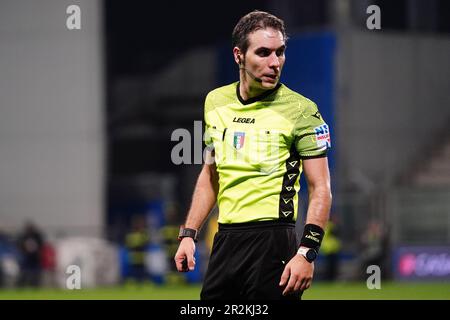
[269, 52, 280, 69]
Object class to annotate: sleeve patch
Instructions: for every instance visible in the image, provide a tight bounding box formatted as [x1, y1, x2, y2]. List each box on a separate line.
[314, 124, 331, 149]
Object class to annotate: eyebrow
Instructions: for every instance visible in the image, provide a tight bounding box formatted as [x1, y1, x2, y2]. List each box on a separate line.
[254, 45, 286, 52]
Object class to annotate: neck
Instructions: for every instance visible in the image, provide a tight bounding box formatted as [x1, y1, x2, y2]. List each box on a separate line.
[239, 71, 266, 101]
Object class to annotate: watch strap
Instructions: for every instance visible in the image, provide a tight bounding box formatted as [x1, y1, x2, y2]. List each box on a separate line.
[178, 226, 198, 242]
[297, 247, 317, 263]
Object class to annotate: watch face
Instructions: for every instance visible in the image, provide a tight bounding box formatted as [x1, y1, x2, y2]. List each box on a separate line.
[306, 249, 317, 262]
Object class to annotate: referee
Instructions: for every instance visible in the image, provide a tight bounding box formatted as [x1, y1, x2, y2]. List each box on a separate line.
[174, 10, 332, 300]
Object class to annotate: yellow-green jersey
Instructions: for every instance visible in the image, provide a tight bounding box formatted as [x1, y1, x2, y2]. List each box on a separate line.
[204, 82, 331, 224]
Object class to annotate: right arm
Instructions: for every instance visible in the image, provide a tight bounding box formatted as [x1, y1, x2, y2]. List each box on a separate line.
[174, 151, 219, 271]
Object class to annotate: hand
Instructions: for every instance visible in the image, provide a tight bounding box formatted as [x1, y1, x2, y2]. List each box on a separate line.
[174, 237, 196, 272]
[279, 254, 314, 296]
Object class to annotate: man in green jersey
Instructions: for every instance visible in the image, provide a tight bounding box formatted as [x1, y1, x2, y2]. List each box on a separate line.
[174, 10, 332, 300]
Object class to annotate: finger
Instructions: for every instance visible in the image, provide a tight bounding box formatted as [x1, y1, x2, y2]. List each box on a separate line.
[174, 254, 186, 272]
[305, 278, 313, 290]
[299, 277, 311, 291]
[293, 278, 303, 292]
[187, 254, 196, 271]
[279, 265, 290, 286]
[282, 274, 297, 296]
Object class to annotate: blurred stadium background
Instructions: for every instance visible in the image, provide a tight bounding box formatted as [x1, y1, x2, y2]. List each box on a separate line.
[0, 0, 449, 299]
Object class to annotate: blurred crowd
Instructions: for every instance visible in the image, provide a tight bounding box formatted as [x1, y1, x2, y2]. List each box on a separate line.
[0, 221, 55, 288]
[0, 216, 205, 289]
[0, 215, 392, 289]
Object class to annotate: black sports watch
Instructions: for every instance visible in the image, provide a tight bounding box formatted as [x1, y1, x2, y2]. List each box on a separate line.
[297, 247, 318, 263]
[178, 226, 198, 242]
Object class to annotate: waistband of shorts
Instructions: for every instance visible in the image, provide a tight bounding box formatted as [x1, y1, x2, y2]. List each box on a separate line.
[218, 220, 295, 232]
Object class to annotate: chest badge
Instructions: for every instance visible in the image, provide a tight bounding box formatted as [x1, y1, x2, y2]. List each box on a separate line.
[233, 132, 245, 150]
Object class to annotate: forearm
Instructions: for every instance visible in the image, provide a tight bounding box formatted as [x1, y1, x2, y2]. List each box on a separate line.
[184, 164, 219, 230]
[305, 185, 332, 229]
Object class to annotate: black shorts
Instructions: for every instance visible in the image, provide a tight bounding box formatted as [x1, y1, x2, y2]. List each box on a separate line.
[200, 220, 302, 300]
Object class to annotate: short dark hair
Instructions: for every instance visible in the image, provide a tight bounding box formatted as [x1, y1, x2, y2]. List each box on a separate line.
[232, 10, 287, 54]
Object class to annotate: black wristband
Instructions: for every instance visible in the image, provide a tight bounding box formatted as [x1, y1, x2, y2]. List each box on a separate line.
[300, 224, 325, 252]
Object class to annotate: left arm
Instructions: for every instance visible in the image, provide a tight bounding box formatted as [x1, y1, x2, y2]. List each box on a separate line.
[303, 156, 332, 228]
[279, 156, 332, 295]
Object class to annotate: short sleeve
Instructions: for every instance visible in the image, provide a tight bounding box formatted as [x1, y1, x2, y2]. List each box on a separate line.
[294, 102, 331, 158]
[203, 93, 214, 149]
